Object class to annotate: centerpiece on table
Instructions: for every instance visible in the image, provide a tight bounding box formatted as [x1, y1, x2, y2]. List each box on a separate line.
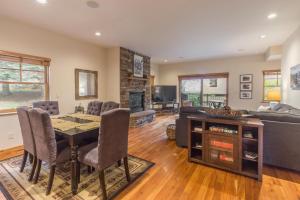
[202, 106, 242, 120]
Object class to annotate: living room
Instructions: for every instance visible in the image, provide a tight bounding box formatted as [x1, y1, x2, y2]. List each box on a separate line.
[0, 0, 300, 199]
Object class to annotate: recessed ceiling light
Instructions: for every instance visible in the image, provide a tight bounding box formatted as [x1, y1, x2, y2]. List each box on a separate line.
[238, 49, 245, 52]
[268, 13, 277, 19]
[260, 35, 266, 39]
[36, 0, 47, 4]
[164, 59, 168, 63]
[95, 32, 102, 36]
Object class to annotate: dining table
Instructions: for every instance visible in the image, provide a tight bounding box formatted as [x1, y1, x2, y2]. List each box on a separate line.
[51, 113, 101, 195]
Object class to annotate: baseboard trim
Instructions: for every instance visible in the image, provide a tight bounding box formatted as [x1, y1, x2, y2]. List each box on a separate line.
[0, 145, 24, 161]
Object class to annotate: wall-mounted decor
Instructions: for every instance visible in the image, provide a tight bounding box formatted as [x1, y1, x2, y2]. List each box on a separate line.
[75, 68, 98, 100]
[133, 54, 144, 77]
[240, 74, 253, 83]
[209, 79, 218, 87]
[240, 91, 252, 99]
[240, 74, 253, 99]
[240, 83, 252, 91]
[291, 64, 300, 90]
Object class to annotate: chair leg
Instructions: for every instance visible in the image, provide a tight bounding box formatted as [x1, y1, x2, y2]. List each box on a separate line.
[20, 150, 28, 172]
[124, 157, 131, 182]
[28, 156, 37, 182]
[99, 170, 107, 200]
[33, 160, 42, 184]
[46, 165, 56, 195]
[77, 162, 80, 183]
[117, 160, 122, 167]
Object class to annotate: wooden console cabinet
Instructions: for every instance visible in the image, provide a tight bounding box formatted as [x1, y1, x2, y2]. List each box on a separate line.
[188, 116, 263, 181]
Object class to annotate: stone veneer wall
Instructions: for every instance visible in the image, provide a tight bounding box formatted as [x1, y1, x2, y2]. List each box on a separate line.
[120, 47, 151, 110]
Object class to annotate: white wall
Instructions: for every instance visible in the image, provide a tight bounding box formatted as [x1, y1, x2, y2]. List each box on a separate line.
[281, 26, 300, 108]
[158, 55, 281, 110]
[106, 47, 120, 102]
[0, 16, 107, 150]
[150, 64, 160, 85]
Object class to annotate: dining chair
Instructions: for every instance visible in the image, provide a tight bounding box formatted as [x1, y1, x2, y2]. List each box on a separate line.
[16, 106, 37, 181]
[78, 108, 130, 200]
[100, 101, 119, 113]
[28, 108, 71, 195]
[32, 101, 60, 115]
[86, 101, 103, 116]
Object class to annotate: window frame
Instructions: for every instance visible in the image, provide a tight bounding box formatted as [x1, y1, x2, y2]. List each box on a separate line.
[262, 69, 281, 102]
[0, 50, 51, 114]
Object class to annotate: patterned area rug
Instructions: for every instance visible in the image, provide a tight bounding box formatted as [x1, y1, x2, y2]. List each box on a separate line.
[0, 155, 154, 200]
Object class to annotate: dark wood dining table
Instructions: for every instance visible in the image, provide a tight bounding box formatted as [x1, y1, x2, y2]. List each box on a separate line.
[51, 113, 101, 195]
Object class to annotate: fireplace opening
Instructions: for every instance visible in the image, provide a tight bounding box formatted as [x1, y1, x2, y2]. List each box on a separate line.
[129, 91, 145, 113]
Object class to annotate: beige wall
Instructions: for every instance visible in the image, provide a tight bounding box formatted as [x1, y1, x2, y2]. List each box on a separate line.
[106, 47, 120, 102]
[281, 26, 300, 108]
[0, 16, 107, 149]
[158, 55, 281, 110]
[150, 63, 160, 85]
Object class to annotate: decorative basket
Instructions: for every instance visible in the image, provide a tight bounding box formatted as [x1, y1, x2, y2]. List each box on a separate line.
[166, 124, 176, 140]
[203, 106, 242, 120]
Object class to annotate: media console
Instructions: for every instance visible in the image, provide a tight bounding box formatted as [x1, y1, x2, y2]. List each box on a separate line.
[188, 116, 263, 181]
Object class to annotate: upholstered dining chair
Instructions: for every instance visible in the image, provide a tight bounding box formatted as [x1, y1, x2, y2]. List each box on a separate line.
[86, 101, 103, 116]
[100, 101, 119, 113]
[16, 106, 37, 181]
[32, 101, 60, 115]
[28, 108, 71, 195]
[78, 108, 130, 200]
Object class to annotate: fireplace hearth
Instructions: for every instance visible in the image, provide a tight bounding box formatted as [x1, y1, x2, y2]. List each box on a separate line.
[129, 91, 145, 113]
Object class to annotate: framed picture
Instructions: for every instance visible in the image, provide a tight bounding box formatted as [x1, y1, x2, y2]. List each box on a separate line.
[240, 74, 253, 83]
[209, 79, 217, 87]
[133, 54, 143, 77]
[240, 83, 252, 91]
[291, 64, 300, 90]
[240, 91, 252, 99]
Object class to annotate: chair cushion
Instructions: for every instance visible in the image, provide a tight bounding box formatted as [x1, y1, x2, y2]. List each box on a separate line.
[32, 101, 60, 115]
[87, 101, 103, 116]
[78, 142, 98, 168]
[101, 101, 119, 113]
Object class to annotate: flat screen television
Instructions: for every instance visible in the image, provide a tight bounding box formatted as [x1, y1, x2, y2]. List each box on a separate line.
[152, 85, 177, 102]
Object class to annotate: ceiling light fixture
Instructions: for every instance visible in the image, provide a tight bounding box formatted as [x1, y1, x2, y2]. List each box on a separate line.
[260, 35, 266, 39]
[164, 59, 168, 63]
[95, 32, 102, 36]
[86, 1, 99, 8]
[36, 0, 47, 4]
[268, 13, 277, 19]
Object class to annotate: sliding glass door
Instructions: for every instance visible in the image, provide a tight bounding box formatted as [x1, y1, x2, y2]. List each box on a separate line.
[179, 73, 228, 108]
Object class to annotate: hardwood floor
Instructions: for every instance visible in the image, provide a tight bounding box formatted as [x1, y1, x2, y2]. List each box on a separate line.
[1, 115, 300, 199]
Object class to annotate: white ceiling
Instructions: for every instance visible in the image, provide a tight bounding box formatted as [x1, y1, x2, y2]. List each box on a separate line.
[0, 0, 300, 64]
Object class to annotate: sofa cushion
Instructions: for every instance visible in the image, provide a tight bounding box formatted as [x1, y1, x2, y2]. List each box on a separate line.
[250, 111, 300, 123]
[271, 103, 295, 112]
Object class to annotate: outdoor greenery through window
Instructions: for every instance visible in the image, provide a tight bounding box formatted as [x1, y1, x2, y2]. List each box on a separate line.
[263, 70, 281, 102]
[0, 51, 50, 113]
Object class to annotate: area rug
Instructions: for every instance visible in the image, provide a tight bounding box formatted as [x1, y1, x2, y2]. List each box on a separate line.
[0, 155, 154, 200]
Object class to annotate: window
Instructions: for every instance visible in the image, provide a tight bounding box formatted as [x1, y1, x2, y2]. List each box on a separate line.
[263, 70, 281, 102]
[0, 51, 50, 113]
[179, 73, 228, 108]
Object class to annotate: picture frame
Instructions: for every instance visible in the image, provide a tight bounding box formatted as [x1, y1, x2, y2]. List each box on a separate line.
[209, 79, 218, 87]
[240, 91, 252, 99]
[133, 54, 144, 78]
[291, 64, 300, 90]
[240, 74, 253, 83]
[240, 83, 252, 91]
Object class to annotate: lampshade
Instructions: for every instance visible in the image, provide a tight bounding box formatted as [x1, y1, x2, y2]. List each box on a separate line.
[267, 90, 281, 101]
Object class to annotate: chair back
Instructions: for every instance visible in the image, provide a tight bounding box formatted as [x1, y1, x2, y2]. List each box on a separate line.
[16, 106, 36, 155]
[32, 101, 60, 115]
[87, 101, 103, 116]
[98, 108, 130, 169]
[101, 101, 119, 113]
[28, 108, 57, 166]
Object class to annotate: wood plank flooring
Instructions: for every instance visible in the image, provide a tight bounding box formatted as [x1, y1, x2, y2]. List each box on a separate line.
[1, 115, 300, 199]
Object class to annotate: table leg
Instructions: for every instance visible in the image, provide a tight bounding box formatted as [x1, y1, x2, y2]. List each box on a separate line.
[71, 144, 78, 195]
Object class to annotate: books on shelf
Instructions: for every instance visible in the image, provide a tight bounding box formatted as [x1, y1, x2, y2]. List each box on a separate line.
[194, 143, 203, 149]
[243, 131, 254, 139]
[244, 151, 258, 161]
[193, 127, 203, 132]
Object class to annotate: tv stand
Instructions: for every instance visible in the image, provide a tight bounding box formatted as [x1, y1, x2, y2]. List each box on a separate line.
[151, 102, 179, 114]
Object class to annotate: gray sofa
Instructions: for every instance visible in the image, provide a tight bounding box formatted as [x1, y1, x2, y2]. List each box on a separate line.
[249, 103, 300, 172]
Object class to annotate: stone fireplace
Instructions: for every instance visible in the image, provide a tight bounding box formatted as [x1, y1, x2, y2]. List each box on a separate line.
[129, 91, 145, 113]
